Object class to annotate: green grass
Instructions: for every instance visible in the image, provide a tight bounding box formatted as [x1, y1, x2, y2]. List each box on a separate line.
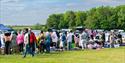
[0, 47, 125, 63]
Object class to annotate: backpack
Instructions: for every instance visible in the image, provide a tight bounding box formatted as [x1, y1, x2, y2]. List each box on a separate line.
[62, 34, 66, 41]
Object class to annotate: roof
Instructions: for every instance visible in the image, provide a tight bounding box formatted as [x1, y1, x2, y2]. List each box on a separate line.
[0, 24, 12, 31]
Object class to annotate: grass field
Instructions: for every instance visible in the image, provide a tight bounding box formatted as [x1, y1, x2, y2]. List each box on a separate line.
[10, 26, 32, 30]
[0, 47, 125, 63]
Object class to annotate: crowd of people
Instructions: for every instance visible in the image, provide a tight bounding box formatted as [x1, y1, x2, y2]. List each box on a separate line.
[0, 28, 123, 58]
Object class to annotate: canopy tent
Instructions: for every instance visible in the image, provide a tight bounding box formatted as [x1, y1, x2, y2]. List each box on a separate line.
[0, 24, 12, 31]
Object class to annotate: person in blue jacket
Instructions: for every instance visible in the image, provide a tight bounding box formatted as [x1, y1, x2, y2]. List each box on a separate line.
[45, 31, 51, 53]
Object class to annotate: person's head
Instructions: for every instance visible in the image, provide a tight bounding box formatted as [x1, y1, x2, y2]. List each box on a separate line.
[12, 31, 18, 35]
[28, 28, 32, 32]
[46, 32, 50, 36]
[4, 31, 11, 36]
[24, 28, 28, 34]
[81, 29, 85, 33]
[41, 30, 43, 33]
[70, 30, 72, 33]
[18, 29, 22, 34]
[67, 31, 69, 34]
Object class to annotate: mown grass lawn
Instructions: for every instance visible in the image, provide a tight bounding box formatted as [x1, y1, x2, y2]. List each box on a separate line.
[0, 47, 125, 63]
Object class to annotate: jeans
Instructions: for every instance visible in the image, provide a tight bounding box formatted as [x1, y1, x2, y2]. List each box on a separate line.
[63, 41, 66, 49]
[29, 42, 35, 53]
[5, 42, 11, 54]
[67, 42, 71, 50]
[45, 42, 50, 53]
[23, 44, 34, 58]
[110, 43, 114, 48]
[19, 43, 23, 52]
[40, 42, 45, 53]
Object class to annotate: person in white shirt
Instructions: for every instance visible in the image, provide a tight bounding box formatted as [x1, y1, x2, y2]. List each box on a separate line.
[59, 33, 63, 50]
[23, 28, 34, 58]
[66, 31, 72, 50]
[0, 34, 5, 48]
[51, 31, 58, 49]
[0, 34, 5, 54]
[79, 30, 89, 49]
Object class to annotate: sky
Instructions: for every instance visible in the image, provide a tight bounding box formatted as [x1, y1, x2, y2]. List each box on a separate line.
[0, 0, 125, 25]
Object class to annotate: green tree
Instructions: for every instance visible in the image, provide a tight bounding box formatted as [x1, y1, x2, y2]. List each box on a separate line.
[75, 11, 86, 26]
[58, 14, 66, 29]
[46, 5, 125, 30]
[64, 11, 76, 28]
[46, 14, 60, 29]
[116, 5, 125, 30]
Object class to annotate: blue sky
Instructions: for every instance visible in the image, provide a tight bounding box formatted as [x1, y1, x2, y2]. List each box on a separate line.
[0, 0, 125, 25]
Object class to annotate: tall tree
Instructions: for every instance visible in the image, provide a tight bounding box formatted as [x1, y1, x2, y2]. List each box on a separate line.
[116, 5, 125, 30]
[64, 11, 76, 28]
[46, 5, 125, 30]
[46, 14, 60, 29]
[75, 11, 86, 26]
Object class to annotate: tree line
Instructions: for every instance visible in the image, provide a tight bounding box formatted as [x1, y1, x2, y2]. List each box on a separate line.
[46, 5, 125, 30]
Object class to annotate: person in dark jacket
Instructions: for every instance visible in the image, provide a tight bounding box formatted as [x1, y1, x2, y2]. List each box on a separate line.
[28, 28, 36, 54]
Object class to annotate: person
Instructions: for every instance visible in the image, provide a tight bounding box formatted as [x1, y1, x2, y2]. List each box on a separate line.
[45, 31, 51, 53]
[74, 32, 79, 48]
[117, 32, 122, 46]
[105, 32, 110, 48]
[0, 36, 1, 48]
[23, 28, 34, 58]
[11, 31, 18, 54]
[61, 32, 66, 50]
[101, 32, 105, 47]
[87, 39, 94, 49]
[56, 31, 60, 49]
[66, 31, 72, 50]
[109, 32, 115, 48]
[93, 41, 101, 50]
[59, 33, 63, 51]
[94, 32, 102, 48]
[90, 30, 94, 40]
[79, 30, 89, 49]
[28, 28, 36, 54]
[16, 30, 24, 53]
[4, 31, 12, 54]
[38, 30, 45, 53]
[0, 34, 5, 54]
[51, 31, 58, 50]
